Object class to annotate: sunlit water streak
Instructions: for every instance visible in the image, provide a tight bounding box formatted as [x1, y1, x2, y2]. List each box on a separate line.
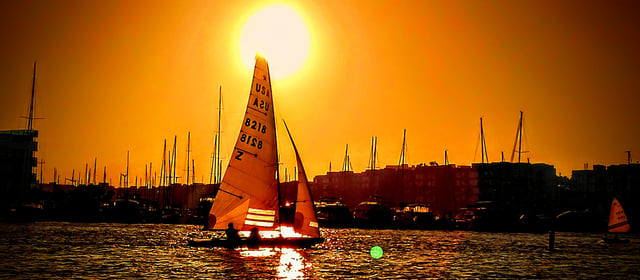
[1, 222, 639, 279]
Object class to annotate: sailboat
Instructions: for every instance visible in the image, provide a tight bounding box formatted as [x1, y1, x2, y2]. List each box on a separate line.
[603, 197, 630, 243]
[189, 55, 323, 248]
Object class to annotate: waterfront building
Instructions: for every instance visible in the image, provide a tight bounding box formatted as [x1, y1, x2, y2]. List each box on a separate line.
[0, 129, 38, 208]
[475, 162, 557, 216]
[310, 164, 479, 217]
[571, 163, 640, 228]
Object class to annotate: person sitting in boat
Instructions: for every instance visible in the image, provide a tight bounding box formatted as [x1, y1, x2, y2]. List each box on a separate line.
[247, 227, 262, 249]
[225, 223, 241, 248]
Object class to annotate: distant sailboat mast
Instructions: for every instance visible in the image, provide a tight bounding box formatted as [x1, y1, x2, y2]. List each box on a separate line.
[398, 129, 407, 204]
[161, 139, 167, 186]
[398, 129, 407, 167]
[186, 132, 191, 185]
[27, 61, 37, 131]
[342, 144, 351, 172]
[368, 136, 378, 170]
[480, 118, 488, 164]
[510, 111, 526, 163]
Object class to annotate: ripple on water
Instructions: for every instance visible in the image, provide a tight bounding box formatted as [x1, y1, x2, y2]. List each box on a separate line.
[1, 223, 640, 279]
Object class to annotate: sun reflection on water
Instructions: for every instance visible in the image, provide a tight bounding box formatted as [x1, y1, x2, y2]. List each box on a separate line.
[236, 247, 311, 279]
[277, 248, 308, 280]
[239, 248, 278, 257]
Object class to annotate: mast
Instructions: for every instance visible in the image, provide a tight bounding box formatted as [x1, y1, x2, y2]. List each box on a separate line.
[398, 129, 407, 167]
[172, 135, 177, 184]
[93, 158, 97, 184]
[126, 151, 129, 187]
[27, 61, 37, 131]
[480, 117, 488, 164]
[445, 150, 449, 165]
[168, 151, 173, 185]
[161, 139, 166, 186]
[510, 111, 524, 163]
[368, 136, 378, 170]
[626, 151, 631, 165]
[216, 86, 222, 184]
[186, 132, 191, 185]
[398, 129, 407, 204]
[342, 144, 351, 172]
[210, 86, 223, 185]
[210, 137, 215, 184]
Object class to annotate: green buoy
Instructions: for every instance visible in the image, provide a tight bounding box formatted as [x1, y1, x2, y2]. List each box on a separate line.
[370, 246, 383, 259]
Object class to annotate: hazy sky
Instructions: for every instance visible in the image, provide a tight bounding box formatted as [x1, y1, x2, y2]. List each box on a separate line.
[1, 0, 639, 185]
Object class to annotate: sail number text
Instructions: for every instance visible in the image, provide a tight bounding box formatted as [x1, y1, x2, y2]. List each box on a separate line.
[252, 83, 270, 113]
[245, 118, 267, 134]
[240, 133, 263, 149]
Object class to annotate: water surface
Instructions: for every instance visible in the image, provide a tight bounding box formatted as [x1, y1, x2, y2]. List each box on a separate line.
[1, 222, 638, 279]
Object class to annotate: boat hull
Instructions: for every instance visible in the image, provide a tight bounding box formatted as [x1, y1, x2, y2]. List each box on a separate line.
[188, 237, 325, 248]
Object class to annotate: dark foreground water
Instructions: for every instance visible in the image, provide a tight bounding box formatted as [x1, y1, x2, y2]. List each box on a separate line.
[1, 222, 639, 279]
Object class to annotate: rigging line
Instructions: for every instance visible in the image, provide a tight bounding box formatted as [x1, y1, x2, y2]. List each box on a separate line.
[473, 129, 481, 163]
[218, 187, 243, 199]
[236, 147, 258, 157]
[248, 106, 268, 116]
[521, 116, 530, 154]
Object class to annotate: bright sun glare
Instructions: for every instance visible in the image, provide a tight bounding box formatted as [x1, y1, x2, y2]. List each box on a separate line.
[239, 4, 310, 79]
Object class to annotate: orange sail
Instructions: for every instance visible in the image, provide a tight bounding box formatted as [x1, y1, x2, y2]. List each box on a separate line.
[608, 197, 631, 233]
[206, 55, 279, 231]
[283, 121, 320, 238]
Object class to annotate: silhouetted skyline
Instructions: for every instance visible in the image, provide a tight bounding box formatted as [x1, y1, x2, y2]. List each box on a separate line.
[1, 0, 639, 184]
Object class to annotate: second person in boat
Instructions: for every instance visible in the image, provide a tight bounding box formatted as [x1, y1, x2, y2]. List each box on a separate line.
[248, 227, 262, 249]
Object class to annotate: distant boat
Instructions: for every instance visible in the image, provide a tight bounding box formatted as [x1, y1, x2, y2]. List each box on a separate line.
[603, 197, 630, 244]
[353, 196, 393, 228]
[189, 55, 323, 248]
[315, 197, 353, 227]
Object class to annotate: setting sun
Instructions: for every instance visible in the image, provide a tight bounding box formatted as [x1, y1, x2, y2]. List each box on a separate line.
[239, 4, 310, 79]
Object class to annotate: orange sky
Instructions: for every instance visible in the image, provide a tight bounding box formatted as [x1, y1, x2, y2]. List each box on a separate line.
[1, 0, 639, 185]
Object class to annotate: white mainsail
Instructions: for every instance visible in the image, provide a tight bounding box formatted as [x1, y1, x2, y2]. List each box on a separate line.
[207, 55, 279, 231]
[284, 121, 321, 238]
[608, 197, 630, 233]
